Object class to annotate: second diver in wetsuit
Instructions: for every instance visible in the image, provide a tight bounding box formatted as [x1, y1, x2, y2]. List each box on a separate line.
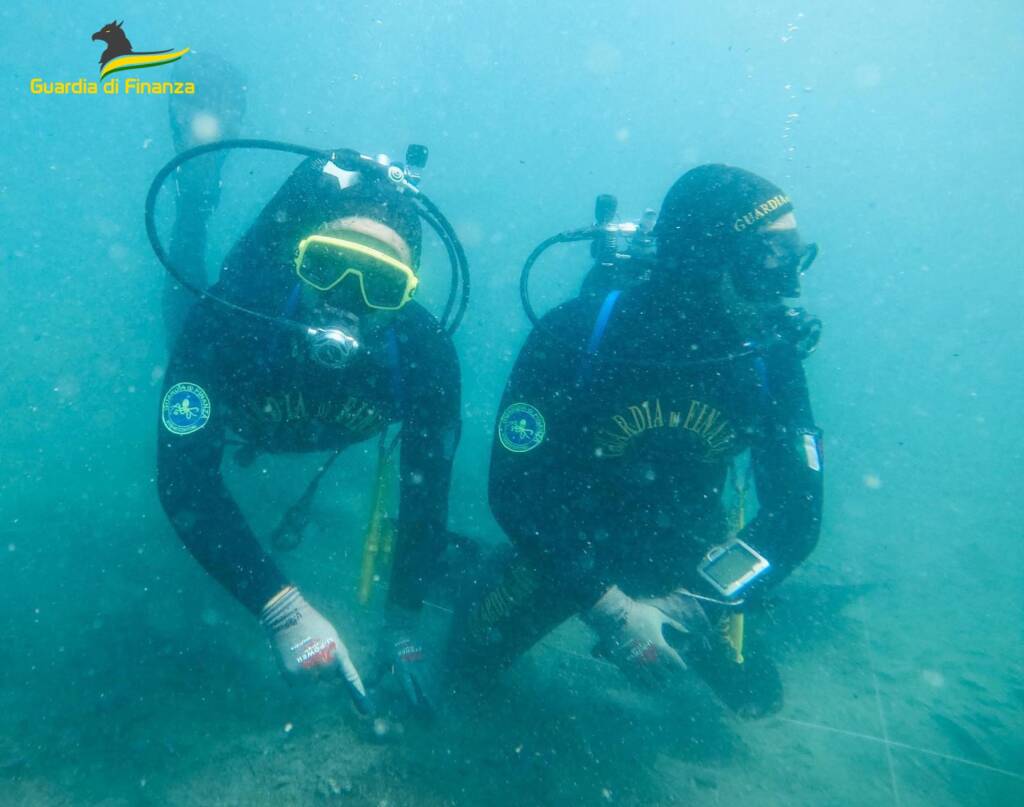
[455, 164, 824, 718]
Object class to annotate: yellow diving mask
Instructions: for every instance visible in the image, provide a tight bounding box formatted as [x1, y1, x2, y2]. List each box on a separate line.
[294, 235, 419, 311]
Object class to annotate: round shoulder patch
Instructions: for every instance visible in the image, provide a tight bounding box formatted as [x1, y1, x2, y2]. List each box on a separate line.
[498, 402, 546, 453]
[162, 382, 212, 435]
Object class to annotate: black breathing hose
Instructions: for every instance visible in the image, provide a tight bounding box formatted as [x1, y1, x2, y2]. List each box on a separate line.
[144, 138, 469, 335]
[519, 229, 594, 327]
[407, 186, 471, 334]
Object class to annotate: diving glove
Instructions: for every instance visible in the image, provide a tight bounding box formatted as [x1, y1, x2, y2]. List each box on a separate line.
[260, 586, 372, 716]
[371, 607, 440, 721]
[585, 586, 690, 688]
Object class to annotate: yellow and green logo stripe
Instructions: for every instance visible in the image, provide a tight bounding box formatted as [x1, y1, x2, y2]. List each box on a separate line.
[100, 47, 190, 81]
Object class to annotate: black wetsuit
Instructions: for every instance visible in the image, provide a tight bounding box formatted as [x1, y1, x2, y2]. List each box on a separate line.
[461, 281, 822, 668]
[157, 299, 460, 614]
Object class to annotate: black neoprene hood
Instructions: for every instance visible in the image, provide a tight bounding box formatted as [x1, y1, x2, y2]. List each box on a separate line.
[654, 163, 794, 263]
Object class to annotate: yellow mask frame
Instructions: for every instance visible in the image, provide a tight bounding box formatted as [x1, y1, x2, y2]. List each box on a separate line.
[294, 234, 419, 311]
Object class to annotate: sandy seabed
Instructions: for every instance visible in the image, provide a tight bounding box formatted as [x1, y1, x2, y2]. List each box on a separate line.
[1, 504, 1021, 806]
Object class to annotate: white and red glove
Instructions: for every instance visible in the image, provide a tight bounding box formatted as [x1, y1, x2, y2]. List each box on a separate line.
[260, 586, 372, 715]
[585, 585, 692, 688]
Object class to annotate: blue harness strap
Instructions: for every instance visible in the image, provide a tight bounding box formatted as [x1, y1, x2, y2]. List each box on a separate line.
[577, 289, 621, 386]
[281, 283, 302, 318]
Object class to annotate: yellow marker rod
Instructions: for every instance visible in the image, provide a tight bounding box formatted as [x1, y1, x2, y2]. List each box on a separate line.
[358, 434, 398, 604]
[726, 459, 749, 663]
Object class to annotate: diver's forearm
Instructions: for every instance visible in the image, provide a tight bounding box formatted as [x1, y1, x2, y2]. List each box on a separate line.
[157, 456, 288, 614]
[168, 207, 210, 289]
[162, 204, 212, 347]
[172, 506, 289, 614]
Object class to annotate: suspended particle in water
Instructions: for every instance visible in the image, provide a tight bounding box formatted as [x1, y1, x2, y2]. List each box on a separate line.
[283, 722, 294, 733]
[921, 669, 945, 688]
[456, 219, 485, 248]
[190, 111, 222, 144]
[863, 473, 882, 489]
[854, 64, 883, 88]
[584, 41, 623, 76]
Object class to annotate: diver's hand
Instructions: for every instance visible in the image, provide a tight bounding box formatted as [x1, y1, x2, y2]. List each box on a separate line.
[585, 586, 689, 688]
[260, 586, 372, 715]
[646, 588, 714, 639]
[371, 607, 439, 721]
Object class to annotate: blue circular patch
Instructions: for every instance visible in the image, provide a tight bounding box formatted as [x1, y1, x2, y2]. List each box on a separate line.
[498, 402, 546, 453]
[162, 382, 211, 435]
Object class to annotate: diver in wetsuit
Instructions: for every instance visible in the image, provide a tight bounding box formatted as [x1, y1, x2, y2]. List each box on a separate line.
[457, 165, 823, 717]
[156, 153, 460, 717]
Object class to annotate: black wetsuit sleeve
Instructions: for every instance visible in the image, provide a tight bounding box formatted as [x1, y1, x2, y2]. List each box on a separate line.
[163, 203, 210, 350]
[156, 310, 288, 615]
[488, 311, 610, 607]
[387, 322, 462, 611]
[740, 346, 824, 587]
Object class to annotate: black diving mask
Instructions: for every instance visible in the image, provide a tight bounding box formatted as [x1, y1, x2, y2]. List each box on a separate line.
[733, 229, 818, 301]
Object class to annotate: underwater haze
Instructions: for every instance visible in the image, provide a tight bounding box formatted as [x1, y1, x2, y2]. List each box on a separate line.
[1, 1, 1022, 804]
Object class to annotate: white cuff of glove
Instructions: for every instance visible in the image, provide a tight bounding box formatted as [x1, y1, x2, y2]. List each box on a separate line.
[583, 585, 633, 631]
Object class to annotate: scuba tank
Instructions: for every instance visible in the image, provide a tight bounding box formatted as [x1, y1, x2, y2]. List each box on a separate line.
[520, 192, 822, 361]
[520, 193, 658, 327]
